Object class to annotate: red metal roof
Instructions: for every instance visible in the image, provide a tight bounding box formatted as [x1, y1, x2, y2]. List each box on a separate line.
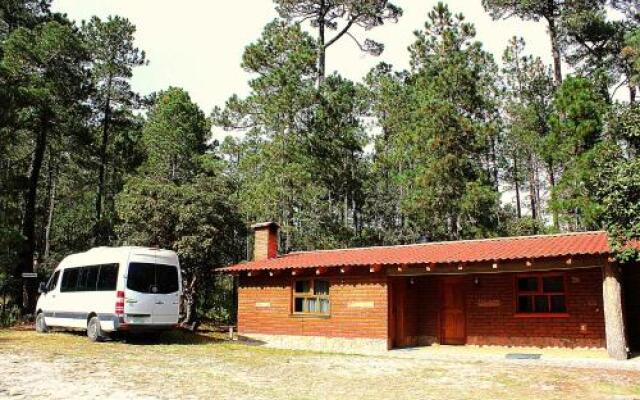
[221, 231, 615, 273]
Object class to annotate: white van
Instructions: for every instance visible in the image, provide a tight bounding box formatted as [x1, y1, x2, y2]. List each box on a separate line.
[35, 246, 182, 341]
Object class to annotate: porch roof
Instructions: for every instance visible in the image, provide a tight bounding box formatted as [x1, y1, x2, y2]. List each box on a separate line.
[221, 231, 619, 273]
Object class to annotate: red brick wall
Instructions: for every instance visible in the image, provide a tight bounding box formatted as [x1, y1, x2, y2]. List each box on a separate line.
[238, 274, 388, 339]
[466, 268, 605, 347]
[405, 268, 606, 348]
[238, 267, 606, 348]
[253, 227, 278, 261]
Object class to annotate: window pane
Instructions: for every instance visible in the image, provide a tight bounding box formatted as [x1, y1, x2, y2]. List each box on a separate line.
[550, 295, 566, 313]
[314, 280, 329, 295]
[97, 264, 118, 291]
[127, 263, 155, 293]
[61, 268, 79, 292]
[295, 280, 310, 293]
[518, 277, 538, 292]
[320, 299, 330, 314]
[47, 271, 60, 291]
[307, 298, 317, 313]
[517, 296, 533, 312]
[77, 266, 99, 292]
[543, 276, 564, 293]
[534, 295, 549, 312]
[303, 298, 310, 312]
[156, 264, 179, 294]
[294, 297, 304, 312]
[76, 268, 87, 291]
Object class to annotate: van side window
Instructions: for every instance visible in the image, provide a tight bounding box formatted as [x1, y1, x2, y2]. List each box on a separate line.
[46, 271, 60, 291]
[97, 264, 118, 291]
[77, 266, 99, 291]
[60, 264, 119, 292]
[61, 268, 79, 292]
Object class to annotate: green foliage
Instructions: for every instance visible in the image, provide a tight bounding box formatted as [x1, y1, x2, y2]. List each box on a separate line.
[502, 214, 550, 237]
[370, 3, 500, 241]
[215, 20, 367, 251]
[550, 141, 622, 230]
[597, 158, 640, 262]
[607, 102, 640, 155]
[141, 87, 210, 181]
[545, 77, 608, 230]
[274, 0, 402, 81]
[624, 28, 640, 87]
[1, 18, 91, 311]
[116, 173, 245, 267]
[82, 15, 147, 244]
[115, 171, 246, 322]
[2, 0, 640, 322]
[118, 86, 246, 322]
[499, 37, 554, 223]
[549, 77, 606, 155]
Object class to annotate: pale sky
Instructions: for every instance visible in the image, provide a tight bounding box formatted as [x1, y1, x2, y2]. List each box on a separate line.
[52, 0, 552, 140]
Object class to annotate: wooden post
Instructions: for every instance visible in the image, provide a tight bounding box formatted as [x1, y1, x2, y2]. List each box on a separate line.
[603, 261, 628, 360]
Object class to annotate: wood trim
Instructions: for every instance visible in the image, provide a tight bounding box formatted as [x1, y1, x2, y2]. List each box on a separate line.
[513, 272, 569, 316]
[514, 313, 570, 318]
[387, 277, 394, 350]
[386, 255, 607, 276]
[288, 313, 331, 319]
[290, 278, 331, 316]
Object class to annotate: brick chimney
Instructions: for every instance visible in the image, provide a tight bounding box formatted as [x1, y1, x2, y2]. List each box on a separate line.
[251, 222, 279, 261]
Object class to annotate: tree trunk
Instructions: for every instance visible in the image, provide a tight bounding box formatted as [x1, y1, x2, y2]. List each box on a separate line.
[547, 161, 559, 230]
[630, 85, 636, 104]
[95, 78, 113, 239]
[491, 137, 499, 192]
[43, 157, 57, 260]
[15, 121, 48, 314]
[527, 155, 537, 223]
[602, 261, 629, 360]
[183, 274, 198, 327]
[546, 16, 562, 85]
[317, 0, 326, 85]
[513, 155, 521, 219]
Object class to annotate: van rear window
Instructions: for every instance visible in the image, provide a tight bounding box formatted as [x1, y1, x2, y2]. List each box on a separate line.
[127, 263, 179, 294]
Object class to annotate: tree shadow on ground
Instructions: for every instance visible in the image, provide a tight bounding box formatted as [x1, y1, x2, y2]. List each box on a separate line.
[118, 329, 266, 347]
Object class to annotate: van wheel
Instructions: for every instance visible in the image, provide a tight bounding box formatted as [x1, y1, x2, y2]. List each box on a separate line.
[87, 316, 107, 342]
[35, 312, 49, 333]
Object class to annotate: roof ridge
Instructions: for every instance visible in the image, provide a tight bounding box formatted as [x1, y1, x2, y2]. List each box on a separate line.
[282, 231, 607, 257]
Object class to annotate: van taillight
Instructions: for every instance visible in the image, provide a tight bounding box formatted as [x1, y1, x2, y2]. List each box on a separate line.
[115, 290, 125, 316]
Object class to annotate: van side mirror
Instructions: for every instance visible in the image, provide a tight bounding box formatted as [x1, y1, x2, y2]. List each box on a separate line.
[38, 281, 48, 294]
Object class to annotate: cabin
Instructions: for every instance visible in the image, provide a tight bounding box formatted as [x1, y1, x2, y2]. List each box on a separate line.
[221, 222, 640, 359]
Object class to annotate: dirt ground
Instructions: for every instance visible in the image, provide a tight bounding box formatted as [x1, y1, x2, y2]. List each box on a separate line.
[1, 329, 640, 400]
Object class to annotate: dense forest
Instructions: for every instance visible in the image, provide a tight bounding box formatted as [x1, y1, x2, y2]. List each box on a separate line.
[1, 0, 639, 324]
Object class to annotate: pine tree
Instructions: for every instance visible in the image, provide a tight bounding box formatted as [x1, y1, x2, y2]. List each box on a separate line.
[2, 20, 91, 312]
[274, 0, 402, 83]
[82, 16, 146, 244]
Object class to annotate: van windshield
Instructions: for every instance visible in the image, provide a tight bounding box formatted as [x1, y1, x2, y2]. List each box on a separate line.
[127, 263, 179, 294]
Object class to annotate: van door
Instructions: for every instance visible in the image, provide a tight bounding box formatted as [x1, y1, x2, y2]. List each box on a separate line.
[152, 264, 180, 324]
[125, 262, 180, 325]
[42, 270, 61, 326]
[125, 262, 156, 324]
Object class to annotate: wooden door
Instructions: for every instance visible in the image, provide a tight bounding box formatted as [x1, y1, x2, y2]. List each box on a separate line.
[389, 278, 406, 348]
[441, 277, 466, 345]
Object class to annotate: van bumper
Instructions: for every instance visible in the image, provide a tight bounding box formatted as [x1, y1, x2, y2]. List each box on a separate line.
[99, 314, 178, 332]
